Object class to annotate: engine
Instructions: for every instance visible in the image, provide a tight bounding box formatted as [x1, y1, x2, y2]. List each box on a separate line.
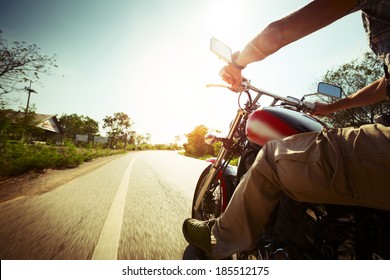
[257, 195, 390, 260]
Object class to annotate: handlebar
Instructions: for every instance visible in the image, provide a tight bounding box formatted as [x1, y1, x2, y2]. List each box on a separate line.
[246, 82, 316, 113]
[206, 80, 316, 113]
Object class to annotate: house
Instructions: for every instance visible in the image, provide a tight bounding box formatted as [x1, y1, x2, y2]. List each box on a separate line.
[34, 114, 63, 134]
[0, 110, 63, 142]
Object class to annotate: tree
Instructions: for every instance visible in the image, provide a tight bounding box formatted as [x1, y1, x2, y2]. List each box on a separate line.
[58, 113, 99, 141]
[319, 52, 390, 127]
[0, 30, 57, 98]
[103, 112, 134, 148]
[135, 133, 151, 146]
[183, 125, 215, 157]
[0, 109, 38, 145]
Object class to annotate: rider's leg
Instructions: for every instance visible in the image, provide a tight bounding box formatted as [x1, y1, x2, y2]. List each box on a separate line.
[184, 124, 390, 258]
[211, 124, 390, 258]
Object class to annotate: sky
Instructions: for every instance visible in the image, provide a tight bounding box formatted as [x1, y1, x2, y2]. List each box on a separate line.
[0, 0, 371, 144]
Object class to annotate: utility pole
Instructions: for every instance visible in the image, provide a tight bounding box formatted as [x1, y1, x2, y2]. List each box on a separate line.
[21, 80, 37, 142]
[24, 80, 37, 115]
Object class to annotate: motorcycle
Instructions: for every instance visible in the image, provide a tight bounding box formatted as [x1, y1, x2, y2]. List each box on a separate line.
[187, 38, 390, 260]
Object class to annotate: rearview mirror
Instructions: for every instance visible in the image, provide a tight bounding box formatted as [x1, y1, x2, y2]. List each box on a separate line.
[210, 37, 232, 63]
[317, 82, 342, 98]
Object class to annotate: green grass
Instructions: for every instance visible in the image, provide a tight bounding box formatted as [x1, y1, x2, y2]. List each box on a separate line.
[0, 141, 126, 178]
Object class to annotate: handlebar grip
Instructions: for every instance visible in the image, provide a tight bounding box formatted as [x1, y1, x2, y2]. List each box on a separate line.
[303, 101, 315, 113]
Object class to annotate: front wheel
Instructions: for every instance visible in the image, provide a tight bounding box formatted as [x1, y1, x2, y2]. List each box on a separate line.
[191, 165, 227, 220]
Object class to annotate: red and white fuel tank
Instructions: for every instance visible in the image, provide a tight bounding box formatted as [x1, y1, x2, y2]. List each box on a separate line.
[245, 107, 324, 146]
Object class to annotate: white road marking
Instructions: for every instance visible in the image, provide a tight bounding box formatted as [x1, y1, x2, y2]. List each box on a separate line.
[92, 155, 136, 260]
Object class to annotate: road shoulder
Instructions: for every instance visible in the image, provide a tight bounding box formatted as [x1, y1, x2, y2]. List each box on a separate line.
[0, 153, 126, 203]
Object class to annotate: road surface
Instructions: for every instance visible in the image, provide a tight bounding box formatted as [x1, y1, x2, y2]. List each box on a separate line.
[0, 151, 209, 260]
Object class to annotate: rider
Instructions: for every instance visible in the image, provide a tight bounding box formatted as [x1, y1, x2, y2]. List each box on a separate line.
[183, 0, 390, 259]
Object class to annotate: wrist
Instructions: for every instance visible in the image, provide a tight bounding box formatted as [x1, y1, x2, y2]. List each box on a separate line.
[229, 52, 246, 70]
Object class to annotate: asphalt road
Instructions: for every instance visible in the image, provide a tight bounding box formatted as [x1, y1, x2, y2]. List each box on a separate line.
[0, 151, 209, 260]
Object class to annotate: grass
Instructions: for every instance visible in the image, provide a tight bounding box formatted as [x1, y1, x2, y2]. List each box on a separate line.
[0, 141, 127, 178]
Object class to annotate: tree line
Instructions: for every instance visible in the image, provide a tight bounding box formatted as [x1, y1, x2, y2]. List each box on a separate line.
[59, 112, 153, 149]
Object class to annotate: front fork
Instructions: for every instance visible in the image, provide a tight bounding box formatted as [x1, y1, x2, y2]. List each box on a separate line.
[193, 109, 246, 212]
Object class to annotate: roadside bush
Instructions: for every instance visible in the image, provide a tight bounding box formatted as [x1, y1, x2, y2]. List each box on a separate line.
[0, 140, 127, 178]
[1, 141, 57, 176]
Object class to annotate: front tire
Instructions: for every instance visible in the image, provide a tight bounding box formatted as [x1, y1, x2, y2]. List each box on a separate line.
[191, 165, 225, 220]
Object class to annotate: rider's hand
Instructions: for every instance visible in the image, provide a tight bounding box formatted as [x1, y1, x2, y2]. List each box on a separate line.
[219, 52, 245, 91]
[311, 102, 334, 116]
[219, 65, 242, 91]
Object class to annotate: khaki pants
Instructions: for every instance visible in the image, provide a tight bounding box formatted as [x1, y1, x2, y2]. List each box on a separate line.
[212, 124, 390, 258]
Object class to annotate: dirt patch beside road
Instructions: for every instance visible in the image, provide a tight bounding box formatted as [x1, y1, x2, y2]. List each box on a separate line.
[0, 153, 125, 203]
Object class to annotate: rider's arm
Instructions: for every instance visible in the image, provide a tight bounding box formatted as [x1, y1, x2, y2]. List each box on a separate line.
[234, 0, 359, 68]
[312, 76, 388, 115]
